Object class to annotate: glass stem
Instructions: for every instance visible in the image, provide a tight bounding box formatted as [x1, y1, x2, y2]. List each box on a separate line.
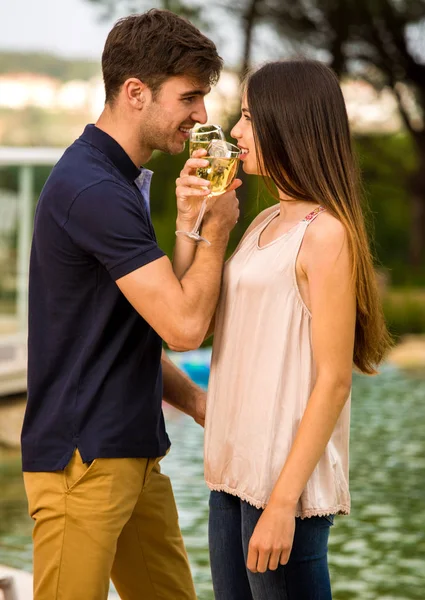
[190, 195, 210, 237]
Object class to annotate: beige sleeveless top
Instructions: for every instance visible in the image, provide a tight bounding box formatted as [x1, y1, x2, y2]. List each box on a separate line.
[204, 206, 351, 518]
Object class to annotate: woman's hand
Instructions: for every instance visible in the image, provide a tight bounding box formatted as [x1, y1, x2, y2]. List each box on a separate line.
[247, 503, 296, 573]
[175, 149, 242, 229]
[176, 149, 211, 228]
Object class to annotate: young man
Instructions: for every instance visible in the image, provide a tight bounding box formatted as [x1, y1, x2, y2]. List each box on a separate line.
[21, 10, 239, 600]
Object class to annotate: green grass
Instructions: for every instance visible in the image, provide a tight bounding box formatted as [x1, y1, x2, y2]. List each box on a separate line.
[383, 288, 425, 337]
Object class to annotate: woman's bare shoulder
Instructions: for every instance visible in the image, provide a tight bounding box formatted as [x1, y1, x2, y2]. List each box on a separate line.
[305, 210, 346, 245]
[302, 210, 349, 267]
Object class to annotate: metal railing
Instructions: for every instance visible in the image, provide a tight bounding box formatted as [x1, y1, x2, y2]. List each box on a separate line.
[0, 147, 64, 332]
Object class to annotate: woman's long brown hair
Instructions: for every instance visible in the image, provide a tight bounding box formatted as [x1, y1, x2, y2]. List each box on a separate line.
[246, 60, 392, 374]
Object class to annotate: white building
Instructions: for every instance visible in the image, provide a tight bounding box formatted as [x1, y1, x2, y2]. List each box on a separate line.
[0, 70, 418, 134]
[0, 73, 59, 110]
[0, 72, 103, 115]
[57, 79, 91, 111]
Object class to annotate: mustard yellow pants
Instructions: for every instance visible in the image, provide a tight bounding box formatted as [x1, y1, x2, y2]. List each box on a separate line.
[23, 450, 197, 600]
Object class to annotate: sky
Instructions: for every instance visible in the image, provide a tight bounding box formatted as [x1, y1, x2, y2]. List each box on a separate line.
[0, 0, 283, 69]
[0, 0, 248, 65]
[0, 0, 124, 61]
[2, 1, 423, 78]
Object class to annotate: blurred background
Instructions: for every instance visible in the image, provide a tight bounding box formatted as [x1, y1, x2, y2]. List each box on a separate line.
[0, 1, 424, 599]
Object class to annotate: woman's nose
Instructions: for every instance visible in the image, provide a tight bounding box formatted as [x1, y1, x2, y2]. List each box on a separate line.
[231, 125, 240, 139]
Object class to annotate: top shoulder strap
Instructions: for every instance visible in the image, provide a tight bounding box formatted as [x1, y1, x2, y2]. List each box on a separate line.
[302, 206, 326, 225]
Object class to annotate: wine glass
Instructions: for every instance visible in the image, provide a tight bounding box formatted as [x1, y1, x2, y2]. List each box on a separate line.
[176, 140, 241, 245]
[189, 124, 226, 156]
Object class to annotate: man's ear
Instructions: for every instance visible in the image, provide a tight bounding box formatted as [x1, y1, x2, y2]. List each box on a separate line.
[123, 78, 148, 110]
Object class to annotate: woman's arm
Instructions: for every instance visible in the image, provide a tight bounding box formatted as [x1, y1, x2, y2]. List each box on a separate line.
[172, 231, 198, 280]
[246, 214, 356, 574]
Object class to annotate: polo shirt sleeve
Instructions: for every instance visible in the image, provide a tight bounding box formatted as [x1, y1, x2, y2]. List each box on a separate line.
[63, 179, 165, 280]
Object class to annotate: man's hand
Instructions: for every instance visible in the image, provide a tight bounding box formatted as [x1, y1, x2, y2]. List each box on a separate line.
[176, 149, 241, 233]
[161, 350, 208, 424]
[193, 389, 207, 427]
[247, 503, 296, 573]
[176, 149, 211, 227]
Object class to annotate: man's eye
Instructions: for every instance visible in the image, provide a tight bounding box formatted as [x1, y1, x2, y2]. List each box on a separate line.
[183, 97, 195, 104]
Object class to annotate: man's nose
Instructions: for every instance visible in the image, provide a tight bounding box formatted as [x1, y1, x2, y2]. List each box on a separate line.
[192, 101, 208, 125]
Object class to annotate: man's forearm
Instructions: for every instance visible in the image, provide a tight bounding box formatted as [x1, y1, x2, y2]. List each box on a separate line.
[161, 350, 204, 419]
[172, 222, 228, 349]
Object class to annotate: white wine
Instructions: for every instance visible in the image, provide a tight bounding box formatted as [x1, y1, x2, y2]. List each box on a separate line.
[189, 140, 210, 156]
[196, 157, 240, 196]
[177, 138, 240, 245]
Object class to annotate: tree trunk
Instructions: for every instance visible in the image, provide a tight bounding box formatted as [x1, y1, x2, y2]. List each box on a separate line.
[409, 163, 425, 268]
[239, 0, 260, 82]
[233, 0, 262, 236]
[327, 2, 350, 77]
[406, 131, 425, 268]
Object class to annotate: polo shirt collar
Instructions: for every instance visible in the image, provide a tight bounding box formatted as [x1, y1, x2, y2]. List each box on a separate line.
[80, 124, 141, 182]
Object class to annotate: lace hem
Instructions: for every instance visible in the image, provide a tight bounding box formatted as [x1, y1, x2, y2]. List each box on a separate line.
[206, 481, 350, 518]
[207, 482, 265, 509]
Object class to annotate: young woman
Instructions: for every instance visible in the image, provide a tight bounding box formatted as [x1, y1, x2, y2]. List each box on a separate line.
[176, 60, 392, 600]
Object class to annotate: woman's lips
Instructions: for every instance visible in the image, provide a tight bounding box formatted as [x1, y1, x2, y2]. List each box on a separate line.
[238, 148, 249, 161]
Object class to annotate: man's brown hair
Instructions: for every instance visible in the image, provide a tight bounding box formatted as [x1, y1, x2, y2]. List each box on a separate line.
[102, 9, 223, 103]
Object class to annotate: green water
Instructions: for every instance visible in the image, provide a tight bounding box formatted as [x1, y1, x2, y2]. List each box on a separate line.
[1, 366, 424, 599]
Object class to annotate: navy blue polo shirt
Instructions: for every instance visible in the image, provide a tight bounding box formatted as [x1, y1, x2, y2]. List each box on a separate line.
[22, 124, 170, 472]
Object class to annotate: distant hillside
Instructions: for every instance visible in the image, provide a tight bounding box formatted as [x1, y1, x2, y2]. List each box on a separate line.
[0, 51, 101, 81]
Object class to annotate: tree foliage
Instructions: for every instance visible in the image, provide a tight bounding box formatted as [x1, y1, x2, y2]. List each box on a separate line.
[0, 51, 99, 81]
[86, 0, 202, 22]
[85, 0, 425, 267]
[233, 0, 425, 266]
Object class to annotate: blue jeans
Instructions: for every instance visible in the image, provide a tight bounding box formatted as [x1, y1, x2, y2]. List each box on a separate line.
[209, 491, 333, 600]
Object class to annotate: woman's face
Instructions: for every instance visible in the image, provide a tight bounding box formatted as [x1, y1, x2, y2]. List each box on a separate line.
[231, 95, 259, 175]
